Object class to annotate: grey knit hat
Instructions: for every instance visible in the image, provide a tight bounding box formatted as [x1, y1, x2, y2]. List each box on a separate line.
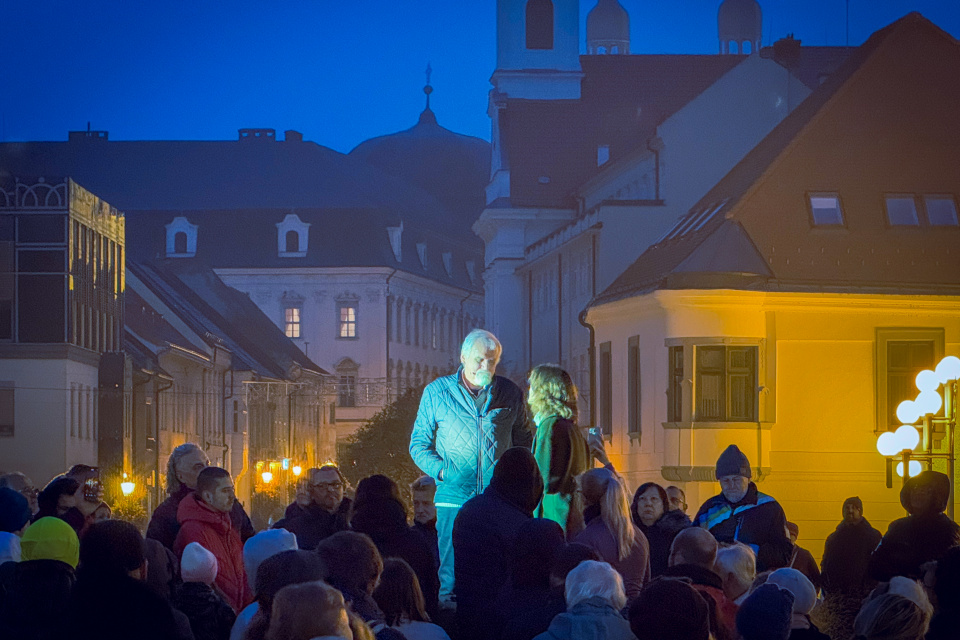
[716, 445, 751, 479]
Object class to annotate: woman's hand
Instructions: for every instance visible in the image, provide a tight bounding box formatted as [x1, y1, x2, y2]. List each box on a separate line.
[588, 429, 613, 469]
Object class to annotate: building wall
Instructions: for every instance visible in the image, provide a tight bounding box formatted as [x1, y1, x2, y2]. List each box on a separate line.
[587, 290, 960, 561]
[0, 356, 98, 487]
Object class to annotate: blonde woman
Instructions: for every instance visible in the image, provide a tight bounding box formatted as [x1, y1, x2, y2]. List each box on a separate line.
[573, 467, 651, 601]
[528, 364, 589, 537]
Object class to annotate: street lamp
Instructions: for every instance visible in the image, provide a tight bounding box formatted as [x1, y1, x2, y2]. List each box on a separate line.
[121, 472, 136, 496]
[261, 471, 274, 484]
[877, 355, 960, 518]
[292, 465, 302, 476]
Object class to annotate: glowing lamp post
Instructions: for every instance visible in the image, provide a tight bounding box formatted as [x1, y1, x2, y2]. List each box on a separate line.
[292, 465, 302, 477]
[877, 355, 960, 518]
[261, 471, 274, 484]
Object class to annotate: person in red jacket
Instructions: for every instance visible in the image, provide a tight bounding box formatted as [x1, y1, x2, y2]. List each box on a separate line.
[174, 466, 250, 613]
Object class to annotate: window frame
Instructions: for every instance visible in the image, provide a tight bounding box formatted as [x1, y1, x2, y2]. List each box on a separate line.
[664, 337, 769, 429]
[806, 192, 846, 227]
[922, 195, 960, 227]
[694, 345, 758, 422]
[599, 341, 612, 437]
[337, 302, 358, 340]
[627, 336, 641, 438]
[875, 327, 944, 434]
[883, 193, 921, 227]
[283, 306, 301, 339]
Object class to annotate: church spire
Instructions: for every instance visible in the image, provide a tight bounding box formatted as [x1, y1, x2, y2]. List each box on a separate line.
[420, 62, 437, 125]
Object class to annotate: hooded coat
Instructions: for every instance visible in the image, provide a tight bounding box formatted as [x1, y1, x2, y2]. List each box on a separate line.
[0, 559, 75, 640]
[174, 581, 237, 640]
[635, 509, 691, 577]
[532, 596, 637, 640]
[869, 470, 960, 581]
[275, 497, 352, 551]
[453, 448, 544, 640]
[174, 493, 250, 612]
[147, 484, 254, 552]
[531, 414, 589, 536]
[693, 483, 793, 571]
[351, 496, 439, 616]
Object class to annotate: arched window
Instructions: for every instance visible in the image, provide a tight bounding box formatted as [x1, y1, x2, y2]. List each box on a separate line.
[526, 0, 554, 50]
[741, 40, 752, 54]
[729, 40, 739, 54]
[174, 232, 188, 254]
[286, 230, 299, 253]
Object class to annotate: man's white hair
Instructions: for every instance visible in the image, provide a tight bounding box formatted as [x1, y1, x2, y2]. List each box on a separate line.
[564, 560, 626, 611]
[716, 542, 756, 594]
[460, 328, 502, 360]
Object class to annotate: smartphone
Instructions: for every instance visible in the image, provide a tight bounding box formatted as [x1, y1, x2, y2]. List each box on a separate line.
[83, 469, 102, 502]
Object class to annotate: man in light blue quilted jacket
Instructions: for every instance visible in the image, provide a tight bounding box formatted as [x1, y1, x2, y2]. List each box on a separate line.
[409, 328, 531, 607]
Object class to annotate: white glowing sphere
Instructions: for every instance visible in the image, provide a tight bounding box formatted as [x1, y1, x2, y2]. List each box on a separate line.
[120, 481, 136, 496]
[896, 460, 923, 478]
[895, 425, 921, 451]
[877, 431, 902, 457]
[292, 465, 302, 476]
[936, 356, 960, 384]
[261, 471, 274, 484]
[915, 369, 940, 393]
[916, 390, 943, 416]
[896, 400, 921, 424]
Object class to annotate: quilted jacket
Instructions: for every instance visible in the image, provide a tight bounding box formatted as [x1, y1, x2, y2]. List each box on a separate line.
[409, 368, 531, 506]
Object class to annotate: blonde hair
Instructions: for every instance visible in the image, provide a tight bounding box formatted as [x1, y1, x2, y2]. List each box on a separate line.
[580, 468, 635, 561]
[528, 364, 578, 422]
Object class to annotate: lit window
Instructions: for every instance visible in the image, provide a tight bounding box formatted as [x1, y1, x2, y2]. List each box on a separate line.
[695, 346, 758, 422]
[284, 307, 301, 338]
[808, 194, 844, 226]
[339, 305, 357, 339]
[885, 195, 919, 226]
[924, 196, 959, 226]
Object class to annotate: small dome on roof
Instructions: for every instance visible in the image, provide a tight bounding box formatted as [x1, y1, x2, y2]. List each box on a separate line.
[349, 80, 490, 241]
[587, 0, 631, 55]
[718, 0, 762, 46]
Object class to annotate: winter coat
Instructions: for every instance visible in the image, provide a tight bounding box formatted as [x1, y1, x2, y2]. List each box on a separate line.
[693, 482, 793, 571]
[410, 368, 531, 507]
[637, 509, 691, 577]
[174, 581, 237, 640]
[341, 588, 407, 640]
[351, 497, 439, 616]
[0, 559, 74, 640]
[501, 593, 565, 640]
[274, 498, 351, 551]
[662, 563, 738, 640]
[532, 414, 589, 535]
[174, 493, 250, 613]
[453, 449, 543, 640]
[70, 572, 189, 640]
[574, 505, 651, 601]
[869, 470, 960, 581]
[148, 484, 255, 552]
[821, 518, 882, 595]
[531, 596, 637, 640]
[788, 624, 831, 640]
[413, 518, 439, 567]
[788, 545, 821, 593]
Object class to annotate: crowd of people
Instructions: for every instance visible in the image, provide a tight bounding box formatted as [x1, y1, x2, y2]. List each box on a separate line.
[1, 328, 959, 640]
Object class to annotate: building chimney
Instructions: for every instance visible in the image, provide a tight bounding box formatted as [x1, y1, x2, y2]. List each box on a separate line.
[284, 130, 303, 143]
[773, 34, 802, 68]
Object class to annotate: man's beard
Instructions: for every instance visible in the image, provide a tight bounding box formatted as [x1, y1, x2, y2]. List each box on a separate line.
[723, 487, 748, 504]
[474, 371, 493, 387]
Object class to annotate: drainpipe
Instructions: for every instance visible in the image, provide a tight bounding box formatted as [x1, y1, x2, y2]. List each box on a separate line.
[646, 135, 664, 202]
[384, 269, 398, 394]
[579, 309, 597, 428]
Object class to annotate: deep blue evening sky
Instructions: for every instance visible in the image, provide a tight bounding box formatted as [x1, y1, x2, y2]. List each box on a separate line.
[2, 1, 958, 153]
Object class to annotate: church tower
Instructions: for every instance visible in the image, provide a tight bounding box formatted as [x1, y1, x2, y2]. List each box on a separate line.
[587, 0, 630, 54]
[718, 0, 763, 54]
[492, 0, 582, 99]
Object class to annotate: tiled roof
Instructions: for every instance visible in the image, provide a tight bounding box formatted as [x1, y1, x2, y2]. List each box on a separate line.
[502, 54, 747, 208]
[129, 261, 328, 379]
[593, 13, 960, 306]
[124, 207, 483, 293]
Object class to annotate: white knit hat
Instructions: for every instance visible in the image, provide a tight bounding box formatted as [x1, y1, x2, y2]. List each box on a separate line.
[181, 542, 218, 585]
[768, 568, 817, 615]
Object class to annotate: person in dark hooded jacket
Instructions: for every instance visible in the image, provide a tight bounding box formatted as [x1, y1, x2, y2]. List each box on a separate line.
[350, 474, 439, 617]
[631, 482, 690, 577]
[869, 470, 960, 581]
[453, 446, 544, 640]
[926, 545, 960, 640]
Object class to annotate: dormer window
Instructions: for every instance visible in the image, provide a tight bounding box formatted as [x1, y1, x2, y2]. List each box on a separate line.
[417, 243, 428, 269]
[597, 144, 610, 167]
[442, 252, 453, 278]
[808, 193, 845, 226]
[276, 214, 310, 257]
[387, 222, 403, 263]
[165, 217, 198, 257]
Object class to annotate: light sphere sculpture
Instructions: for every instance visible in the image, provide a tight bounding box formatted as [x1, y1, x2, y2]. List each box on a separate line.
[895, 424, 921, 451]
[896, 399, 921, 424]
[916, 369, 940, 393]
[877, 431, 902, 457]
[916, 390, 944, 416]
[935, 355, 960, 384]
[897, 460, 923, 478]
